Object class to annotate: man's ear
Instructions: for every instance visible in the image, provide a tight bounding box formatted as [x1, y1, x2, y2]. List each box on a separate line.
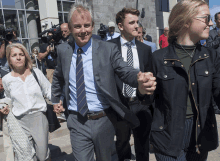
[117, 23, 124, 31]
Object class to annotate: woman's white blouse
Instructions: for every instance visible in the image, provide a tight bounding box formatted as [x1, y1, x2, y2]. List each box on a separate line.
[2, 68, 51, 116]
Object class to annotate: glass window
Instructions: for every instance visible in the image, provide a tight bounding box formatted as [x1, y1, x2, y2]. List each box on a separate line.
[3, 10, 19, 29]
[57, 1, 62, 12]
[58, 13, 63, 24]
[159, 0, 169, 12]
[64, 13, 68, 23]
[2, 0, 24, 9]
[18, 10, 27, 38]
[22, 39, 29, 51]
[25, 0, 39, 10]
[63, 2, 72, 12]
[0, 9, 3, 24]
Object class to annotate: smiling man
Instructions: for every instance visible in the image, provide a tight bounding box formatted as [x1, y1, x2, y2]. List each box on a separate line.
[51, 1, 156, 161]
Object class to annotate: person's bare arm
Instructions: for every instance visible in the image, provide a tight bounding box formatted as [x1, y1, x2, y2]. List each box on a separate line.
[38, 46, 50, 61]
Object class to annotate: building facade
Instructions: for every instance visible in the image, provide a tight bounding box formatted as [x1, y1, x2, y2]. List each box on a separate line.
[0, 0, 209, 53]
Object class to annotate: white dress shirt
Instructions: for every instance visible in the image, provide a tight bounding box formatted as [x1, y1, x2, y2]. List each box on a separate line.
[2, 68, 51, 116]
[120, 36, 140, 97]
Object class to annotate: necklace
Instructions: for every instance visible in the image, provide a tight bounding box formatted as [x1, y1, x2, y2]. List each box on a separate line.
[179, 44, 196, 58]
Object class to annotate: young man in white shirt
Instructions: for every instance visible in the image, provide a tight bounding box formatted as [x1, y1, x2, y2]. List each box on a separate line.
[108, 7, 153, 161]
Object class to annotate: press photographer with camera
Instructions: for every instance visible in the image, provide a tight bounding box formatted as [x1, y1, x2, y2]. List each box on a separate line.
[38, 31, 58, 83]
[5, 25, 21, 44]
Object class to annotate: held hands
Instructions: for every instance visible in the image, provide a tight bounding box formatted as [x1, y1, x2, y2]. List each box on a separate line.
[137, 72, 157, 95]
[53, 100, 65, 114]
[0, 105, 10, 115]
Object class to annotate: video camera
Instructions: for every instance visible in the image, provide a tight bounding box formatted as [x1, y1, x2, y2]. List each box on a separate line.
[97, 23, 108, 39]
[0, 25, 17, 46]
[39, 24, 62, 59]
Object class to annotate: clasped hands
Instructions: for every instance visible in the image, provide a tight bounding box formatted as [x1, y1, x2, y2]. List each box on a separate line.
[137, 71, 156, 95]
[0, 105, 10, 115]
[53, 100, 65, 114]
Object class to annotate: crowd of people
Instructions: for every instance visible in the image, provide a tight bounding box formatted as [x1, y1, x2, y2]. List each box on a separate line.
[0, 0, 220, 161]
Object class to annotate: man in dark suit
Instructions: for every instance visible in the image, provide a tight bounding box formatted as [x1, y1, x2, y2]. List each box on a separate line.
[206, 12, 220, 114]
[52, 1, 156, 161]
[206, 12, 220, 52]
[108, 7, 153, 161]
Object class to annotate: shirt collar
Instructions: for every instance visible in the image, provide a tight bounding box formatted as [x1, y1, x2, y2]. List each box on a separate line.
[75, 38, 92, 55]
[120, 36, 135, 46]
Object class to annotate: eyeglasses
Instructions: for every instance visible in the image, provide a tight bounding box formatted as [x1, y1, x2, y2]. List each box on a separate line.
[195, 15, 211, 23]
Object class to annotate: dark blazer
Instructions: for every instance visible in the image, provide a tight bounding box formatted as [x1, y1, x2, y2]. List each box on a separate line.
[108, 37, 152, 106]
[144, 44, 220, 157]
[206, 27, 220, 52]
[51, 38, 140, 129]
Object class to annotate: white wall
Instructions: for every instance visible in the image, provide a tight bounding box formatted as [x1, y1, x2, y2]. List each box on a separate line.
[38, 0, 59, 31]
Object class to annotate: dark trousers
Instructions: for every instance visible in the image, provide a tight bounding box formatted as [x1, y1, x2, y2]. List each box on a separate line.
[67, 109, 116, 161]
[155, 117, 208, 161]
[116, 100, 153, 161]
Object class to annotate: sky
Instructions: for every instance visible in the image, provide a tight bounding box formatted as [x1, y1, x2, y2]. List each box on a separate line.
[209, 0, 220, 9]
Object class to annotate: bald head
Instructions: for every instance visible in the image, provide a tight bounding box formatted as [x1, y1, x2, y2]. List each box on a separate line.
[164, 27, 169, 36]
[61, 23, 70, 38]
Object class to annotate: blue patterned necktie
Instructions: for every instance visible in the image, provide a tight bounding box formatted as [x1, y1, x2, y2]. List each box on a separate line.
[124, 42, 134, 97]
[76, 48, 89, 116]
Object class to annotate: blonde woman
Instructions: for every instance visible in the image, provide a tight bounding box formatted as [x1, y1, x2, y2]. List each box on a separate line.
[1, 43, 51, 161]
[145, 0, 220, 160]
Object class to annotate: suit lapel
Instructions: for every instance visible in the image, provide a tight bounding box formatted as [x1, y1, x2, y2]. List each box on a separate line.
[115, 37, 122, 53]
[92, 38, 101, 83]
[135, 41, 144, 72]
[66, 41, 75, 84]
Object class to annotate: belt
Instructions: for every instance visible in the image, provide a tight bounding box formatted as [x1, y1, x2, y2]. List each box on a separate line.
[125, 97, 138, 102]
[68, 110, 106, 120]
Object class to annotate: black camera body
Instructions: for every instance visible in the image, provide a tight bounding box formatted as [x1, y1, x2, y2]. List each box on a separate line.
[0, 25, 17, 46]
[98, 23, 108, 39]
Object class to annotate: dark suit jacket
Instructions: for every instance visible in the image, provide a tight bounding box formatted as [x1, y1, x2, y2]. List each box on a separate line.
[52, 38, 140, 128]
[108, 37, 152, 107]
[206, 27, 220, 52]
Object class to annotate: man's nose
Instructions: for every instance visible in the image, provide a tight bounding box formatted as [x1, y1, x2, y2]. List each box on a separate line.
[81, 26, 86, 32]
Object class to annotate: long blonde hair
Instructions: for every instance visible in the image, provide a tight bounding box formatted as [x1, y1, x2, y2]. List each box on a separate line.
[168, 0, 208, 44]
[6, 43, 33, 70]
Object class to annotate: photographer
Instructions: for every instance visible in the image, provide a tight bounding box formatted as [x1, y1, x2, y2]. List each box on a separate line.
[97, 23, 110, 40]
[5, 25, 21, 44]
[38, 31, 57, 83]
[105, 21, 120, 41]
[59, 23, 74, 44]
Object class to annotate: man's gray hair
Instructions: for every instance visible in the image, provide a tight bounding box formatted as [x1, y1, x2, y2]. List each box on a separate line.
[68, 0, 94, 30]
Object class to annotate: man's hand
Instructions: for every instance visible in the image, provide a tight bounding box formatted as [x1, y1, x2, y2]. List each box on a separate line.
[0, 105, 10, 115]
[46, 45, 50, 53]
[137, 71, 156, 95]
[53, 100, 65, 114]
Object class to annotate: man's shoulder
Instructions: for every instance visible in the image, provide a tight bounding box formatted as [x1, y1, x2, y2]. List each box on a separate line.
[107, 36, 120, 44]
[136, 40, 151, 50]
[94, 38, 117, 47]
[209, 28, 218, 34]
[56, 42, 73, 51]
